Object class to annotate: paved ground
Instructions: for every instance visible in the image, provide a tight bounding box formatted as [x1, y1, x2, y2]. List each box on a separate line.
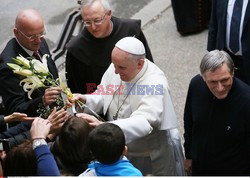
[0, 0, 209, 141]
[0, 0, 153, 50]
[133, 0, 208, 138]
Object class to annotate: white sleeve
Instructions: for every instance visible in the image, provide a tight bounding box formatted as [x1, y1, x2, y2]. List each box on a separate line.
[78, 168, 96, 176]
[110, 116, 153, 144]
[84, 94, 103, 114]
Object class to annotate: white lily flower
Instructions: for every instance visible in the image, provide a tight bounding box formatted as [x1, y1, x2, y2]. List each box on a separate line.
[41, 54, 49, 68]
[14, 69, 32, 76]
[32, 59, 49, 75]
[20, 76, 45, 99]
[7, 63, 22, 71]
[8, 63, 33, 76]
[14, 54, 30, 68]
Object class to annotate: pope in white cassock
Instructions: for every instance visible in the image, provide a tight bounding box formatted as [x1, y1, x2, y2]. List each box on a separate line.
[73, 37, 182, 176]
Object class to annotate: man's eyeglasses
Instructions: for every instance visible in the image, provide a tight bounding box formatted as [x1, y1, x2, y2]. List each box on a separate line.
[82, 12, 107, 27]
[17, 29, 46, 41]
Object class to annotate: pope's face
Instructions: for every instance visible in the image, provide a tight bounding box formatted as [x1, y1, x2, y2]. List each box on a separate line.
[203, 63, 233, 99]
[82, 1, 112, 38]
[111, 47, 142, 82]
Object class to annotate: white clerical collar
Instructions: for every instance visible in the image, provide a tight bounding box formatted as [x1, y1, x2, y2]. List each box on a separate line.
[15, 37, 34, 56]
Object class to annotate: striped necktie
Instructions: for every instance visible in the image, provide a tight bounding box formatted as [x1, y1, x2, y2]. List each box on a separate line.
[32, 51, 41, 61]
[229, 0, 243, 53]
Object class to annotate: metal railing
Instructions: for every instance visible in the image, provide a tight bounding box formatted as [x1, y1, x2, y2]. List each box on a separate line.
[51, 0, 84, 64]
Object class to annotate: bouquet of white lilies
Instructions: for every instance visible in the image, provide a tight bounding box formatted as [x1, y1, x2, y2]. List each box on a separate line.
[7, 54, 72, 118]
[7, 54, 59, 99]
[7, 54, 103, 121]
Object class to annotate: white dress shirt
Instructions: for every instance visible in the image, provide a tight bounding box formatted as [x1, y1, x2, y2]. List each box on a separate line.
[226, 0, 249, 55]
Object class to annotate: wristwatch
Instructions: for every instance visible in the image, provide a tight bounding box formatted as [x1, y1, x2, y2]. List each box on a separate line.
[32, 138, 47, 150]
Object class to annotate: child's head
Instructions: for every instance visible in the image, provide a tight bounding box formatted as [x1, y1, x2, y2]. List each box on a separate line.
[88, 123, 126, 164]
[59, 116, 93, 161]
[57, 116, 93, 175]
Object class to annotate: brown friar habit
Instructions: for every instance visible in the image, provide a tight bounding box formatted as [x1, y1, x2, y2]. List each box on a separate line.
[65, 16, 153, 94]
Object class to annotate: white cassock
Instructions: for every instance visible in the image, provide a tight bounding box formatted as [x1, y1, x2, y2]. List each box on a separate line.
[84, 59, 183, 175]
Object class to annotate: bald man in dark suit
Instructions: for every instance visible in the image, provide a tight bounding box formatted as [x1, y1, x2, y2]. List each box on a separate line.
[0, 9, 60, 117]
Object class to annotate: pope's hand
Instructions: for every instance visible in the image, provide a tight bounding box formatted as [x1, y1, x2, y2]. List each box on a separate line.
[66, 93, 86, 108]
[76, 113, 103, 127]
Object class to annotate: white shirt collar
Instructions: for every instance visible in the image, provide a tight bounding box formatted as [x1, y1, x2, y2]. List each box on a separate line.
[15, 37, 34, 56]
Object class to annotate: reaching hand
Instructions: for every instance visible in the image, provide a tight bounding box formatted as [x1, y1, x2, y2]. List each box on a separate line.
[42, 87, 61, 106]
[30, 117, 51, 140]
[76, 113, 103, 127]
[184, 159, 192, 176]
[4, 112, 33, 123]
[48, 107, 69, 134]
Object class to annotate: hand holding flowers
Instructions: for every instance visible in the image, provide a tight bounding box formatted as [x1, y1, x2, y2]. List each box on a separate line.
[42, 87, 62, 106]
[7, 54, 55, 99]
[67, 93, 105, 122]
[7, 54, 70, 118]
[7, 54, 104, 121]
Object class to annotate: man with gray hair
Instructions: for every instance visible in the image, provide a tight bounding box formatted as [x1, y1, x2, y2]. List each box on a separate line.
[65, 0, 153, 94]
[183, 50, 250, 175]
[70, 37, 181, 176]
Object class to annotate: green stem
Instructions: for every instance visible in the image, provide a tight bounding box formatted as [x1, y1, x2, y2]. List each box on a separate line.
[40, 76, 58, 87]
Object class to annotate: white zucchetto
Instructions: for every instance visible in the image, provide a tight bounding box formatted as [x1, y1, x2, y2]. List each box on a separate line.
[115, 37, 145, 55]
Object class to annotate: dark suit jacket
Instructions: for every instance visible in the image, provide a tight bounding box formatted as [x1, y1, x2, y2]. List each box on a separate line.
[0, 38, 58, 116]
[207, 0, 250, 82]
[0, 114, 31, 148]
